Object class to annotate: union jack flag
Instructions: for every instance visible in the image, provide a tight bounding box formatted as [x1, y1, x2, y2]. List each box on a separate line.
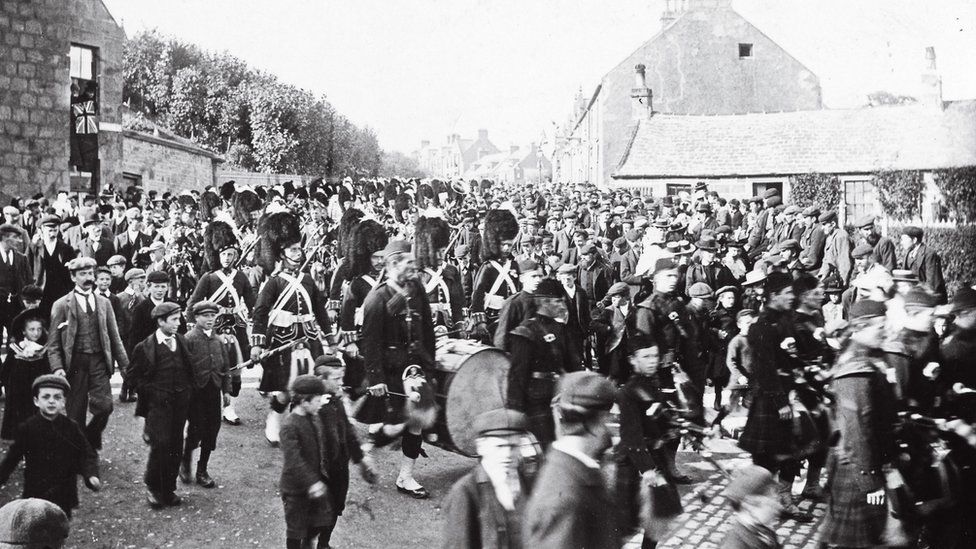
[72, 100, 98, 134]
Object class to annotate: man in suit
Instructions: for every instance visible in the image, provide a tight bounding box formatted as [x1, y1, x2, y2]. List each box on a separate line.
[817, 211, 853, 285]
[553, 211, 577, 262]
[798, 207, 826, 272]
[126, 302, 192, 508]
[76, 214, 116, 266]
[114, 208, 151, 269]
[556, 263, 591, 370]
[47, 257, 128, 452]
[28, 214, 75, 319]
[442, 409, 533, 549]
[0, 224, 32, 343]
[900, 225, 946, 301]
[2, 206, 30, 252]
[856, 214, 898, 273]
[524, 372, 619, 548]
[116, 268, 146, 403]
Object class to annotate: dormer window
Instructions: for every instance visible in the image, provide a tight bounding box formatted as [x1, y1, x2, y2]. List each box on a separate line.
[738, 43, 753, 58]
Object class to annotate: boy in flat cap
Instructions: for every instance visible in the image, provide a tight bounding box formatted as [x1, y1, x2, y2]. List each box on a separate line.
[0, 498, 70, 549]
[179, 301, 234, 488]
[442, 409, 535, 549]
[0, 375, 100, 518]
[127, 302, 194, 508]
[47, 257, 128, 453]
[720, 465, 782, 549]
[524, 371, 619, 549]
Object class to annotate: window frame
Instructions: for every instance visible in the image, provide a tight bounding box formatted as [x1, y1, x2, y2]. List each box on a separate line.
[738, 43, 753, 59]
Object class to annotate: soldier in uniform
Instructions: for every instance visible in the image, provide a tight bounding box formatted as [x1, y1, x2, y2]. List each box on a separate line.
[187, 221, 255, 426]
[326, 208, 366, 323]
[336, 219, 388, 398]
[359, 240, 436, 499]
[506, 278, 580, 448]
[469, 209, 521, 342]
[250, 212, 332, 447]
[414, 213, 465, 330]
[492, 259, 545, 352]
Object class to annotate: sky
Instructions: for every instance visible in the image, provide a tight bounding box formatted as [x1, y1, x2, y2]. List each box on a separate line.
[102, 0, 976, 154]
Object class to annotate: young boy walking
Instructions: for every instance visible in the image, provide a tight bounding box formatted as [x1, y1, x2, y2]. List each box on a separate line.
[0, 375, 101, 518]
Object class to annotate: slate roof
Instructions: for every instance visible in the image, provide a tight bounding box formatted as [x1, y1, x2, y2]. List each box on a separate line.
[613, 100, 976, 178]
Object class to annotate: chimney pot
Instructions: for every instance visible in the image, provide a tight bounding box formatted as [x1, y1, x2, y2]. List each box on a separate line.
[635, 64, 647, 88]
[920, 46, 943, 109]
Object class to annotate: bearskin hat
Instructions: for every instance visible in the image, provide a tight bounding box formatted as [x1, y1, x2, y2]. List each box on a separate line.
[482, 208, 519, 262]
[361, 180, 376, 197]
[308, 177, 323, 196]
[255, 211, 301, 275]
[199, 190, 221, 221]
[348, 219, 389, 277]
[374, 179, 385, 195]
[203, 221, 239, 272]
[219, 181, 236, 201]
[430, 179, 446, 206]
[283, 180, 295, 197]
[414, 215, 450, 269]
[232, 188, 263, 228]
[383, 179, 399, 205]
[337, 208, 365, 258]
[338, 185, 352, 205]
[177, 192, 197, 209]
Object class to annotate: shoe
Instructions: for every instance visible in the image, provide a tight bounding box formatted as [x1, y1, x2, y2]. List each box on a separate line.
[163, 492, 183, 507]
[222, 405, 241, 425]
[179, 460, 193, 484]
[196, 472, 216, 488]
[395, 481, 430, 499]
[669, 474, 693, 485]
[146, 490, 165, 509]
[800, 485, 826, 502]
[222, 415, 242, 426]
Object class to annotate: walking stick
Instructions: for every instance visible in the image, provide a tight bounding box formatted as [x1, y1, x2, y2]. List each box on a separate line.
[229, 338, 310, 371]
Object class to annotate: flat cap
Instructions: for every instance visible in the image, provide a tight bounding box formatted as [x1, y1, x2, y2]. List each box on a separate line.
[473, 408, 529, 438]
[561, 210, 578, 220]
[613, 236, 629, 250]
[32, 374, 70, 394]
[146, 270, 169, 284]
[0, 498, 69, 547]
[724, 465, 776, 505]
[290, 374, 326, 396]
[151, 302, 181, 320]
[801, 206, 820, 218]
[850, 299, 886, 319]
[715, 285, 739, 296]
[654, 257, 678, 274]
[902, 226, 924, 239]
[765, 196, 783, 208]
[382, 240, 412, 259]
[313, 353, 344, 373]
[904, 287, 938, 308]
[39, 214, 61, 227]
[605, 281, 631, 299]
[107, 254, 127, 266]
[580, 243, 597, 255]
[0, 223, 20, 236]
[762, 188, 780, 199]
[818, 211, 838, 224]
[517, 258, 543, 274]
[783, 205, 800, 216]
[764, 271, 793, 294]
[852, 242, 874, 259]
[148, 241, 166, 252]
[854, 213, 878, 229]
[191, 300, 219, 316]
[952, 287, 976, 312]
[779, 238, 800, 252]
[124, 268, 146, 282]
[556, 371, 615, 413]
[66, 257, 97, 272]
[556, 263, 578, 275]
[688, 282, 714, 299]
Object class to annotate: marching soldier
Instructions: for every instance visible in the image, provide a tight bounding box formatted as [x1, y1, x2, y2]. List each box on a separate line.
[359, 240, 437, 499]
[187, 221, 256, 426]
[414, 213, 465, 330]
[337, 219, 388, 397]
[469, 209, 521, 342]
[250, 211, 332, 447]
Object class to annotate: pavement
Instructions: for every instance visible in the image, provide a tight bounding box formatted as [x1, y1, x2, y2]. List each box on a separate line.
[0, 368, 829, 548]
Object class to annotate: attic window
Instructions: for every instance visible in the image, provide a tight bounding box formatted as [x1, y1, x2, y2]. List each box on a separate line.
[738, 43, 753, 58]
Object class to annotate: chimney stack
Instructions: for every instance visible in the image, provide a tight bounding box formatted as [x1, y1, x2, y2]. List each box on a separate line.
[631, 64, 653, 121]
[920, 46, 943, 109]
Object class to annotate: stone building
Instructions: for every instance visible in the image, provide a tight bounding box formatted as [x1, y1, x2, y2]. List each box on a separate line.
[0, 0, 125, 203]
[414, 129, 500, 179]
[552, 0, 822, 186]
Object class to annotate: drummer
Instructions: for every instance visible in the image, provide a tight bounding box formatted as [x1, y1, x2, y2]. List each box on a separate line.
[359, 240, 437, 499]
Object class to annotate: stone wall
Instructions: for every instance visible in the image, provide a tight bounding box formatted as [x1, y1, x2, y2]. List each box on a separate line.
[123, 131, 220, 193]
[0, 0, 124, 203]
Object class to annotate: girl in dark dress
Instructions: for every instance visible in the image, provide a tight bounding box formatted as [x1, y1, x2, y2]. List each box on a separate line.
[1, 314, 50, 440]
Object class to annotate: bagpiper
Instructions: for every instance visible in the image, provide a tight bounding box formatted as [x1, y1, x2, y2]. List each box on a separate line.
[250, 211, 332, 446]
[413, 211, 465, 330]
[186, 220, 256, 425]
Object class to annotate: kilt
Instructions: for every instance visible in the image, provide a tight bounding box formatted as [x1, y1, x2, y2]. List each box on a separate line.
[258, 339, 323, 393]
[738, 391, 791, 456]
[282, 493, 337, 540]
[819, 455, 887, 547]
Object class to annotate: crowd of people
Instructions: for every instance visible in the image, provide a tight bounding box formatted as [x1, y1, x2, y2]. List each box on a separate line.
[0, 177, 971, 548]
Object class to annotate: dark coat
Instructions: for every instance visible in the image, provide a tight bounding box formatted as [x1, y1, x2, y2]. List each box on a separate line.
[0, 413, 98, 513]
[279, 401, 363, 516]
[186, 269, 256, 323]
[183, 326, 233, 391]
[902, 243, 946, 299]
[76, 237, 116, 266]
[0, 249, 32, 299]
[524, 449, 620, 549]
[127, 333, 194, 395]
[114, 231, 151, 268]
[684, 260, 735, 298]
[799, 224, 826, 271]
[738, 309, 797, 457]
[442, 465, 525, 549]
[27, 238, 74, 293]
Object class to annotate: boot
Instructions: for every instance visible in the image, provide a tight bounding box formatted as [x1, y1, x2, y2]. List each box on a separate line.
[265, 410, 283, 447]
[222, 395, 241, 425]
[779, 480, 812, 522]
[196, 469, 216, 488]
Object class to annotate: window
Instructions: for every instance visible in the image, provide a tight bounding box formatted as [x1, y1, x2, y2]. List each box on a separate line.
[69, 44, 99, 189]
[70, 45, 95, 80]
[844, 179, 878, 225]
[666, 184, 692, 196]
[123, 172, 142, 189]
[738, 43, 753, 58]
[751, 181, 782, 198]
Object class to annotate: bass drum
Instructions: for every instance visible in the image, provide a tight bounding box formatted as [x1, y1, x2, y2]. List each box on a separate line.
[428, 338, 511, 457]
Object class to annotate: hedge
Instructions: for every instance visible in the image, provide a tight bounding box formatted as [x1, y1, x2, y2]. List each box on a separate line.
[888, 224, 976, 294]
